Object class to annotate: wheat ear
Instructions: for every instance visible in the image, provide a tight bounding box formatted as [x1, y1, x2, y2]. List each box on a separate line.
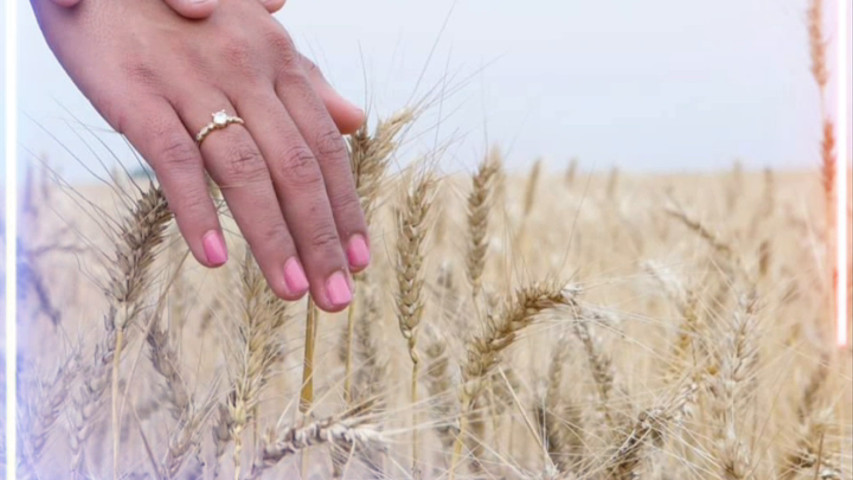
[210, 251, 289, 478]
[707, 294, 759, 479]
[809, 0, 837, 335]
[449, 282, 578, 479]
[537, 332, 583, 475]
[571, 307, 618, 427]
[249, 401, 383, 479]
[514, 158, 542, 253]
[395, 172, 435, 477]
[88, 184, 169, 480]
[344, 108, 415, 402]
[466, 148, 500, 300]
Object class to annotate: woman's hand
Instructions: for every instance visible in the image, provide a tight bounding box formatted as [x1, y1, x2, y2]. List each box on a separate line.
[32, 0, 368, 312]
[47, 0, 285, 20]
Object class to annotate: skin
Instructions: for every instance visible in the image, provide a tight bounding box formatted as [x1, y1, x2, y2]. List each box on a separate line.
[49, 0, 286, 20]
[32, 0, 370, 312]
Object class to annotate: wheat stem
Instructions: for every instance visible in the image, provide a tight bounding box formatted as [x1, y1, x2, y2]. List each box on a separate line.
[344, 299, 357, 404]
[300, 299, 318, 415]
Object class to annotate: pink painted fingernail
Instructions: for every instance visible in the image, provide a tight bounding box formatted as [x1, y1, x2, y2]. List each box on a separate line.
[283, 258, 309, 296]
[325, 271, 352, 307]
[346, 234, 370, 269]
[202, 231, 228, 266]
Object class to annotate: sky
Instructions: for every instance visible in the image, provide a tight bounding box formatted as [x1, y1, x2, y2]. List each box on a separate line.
[1, 2, 7, 181]
[10, 0, 851, 182]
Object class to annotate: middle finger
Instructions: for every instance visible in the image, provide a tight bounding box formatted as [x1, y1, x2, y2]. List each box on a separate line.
[233, 89, 354, 312]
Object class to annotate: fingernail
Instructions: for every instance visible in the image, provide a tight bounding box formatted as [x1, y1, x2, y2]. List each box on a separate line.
[283, 258, 309, 296]
[325, 271, 352, 307]
[202, 230, 228, 266]
[346, 234, 370, 269]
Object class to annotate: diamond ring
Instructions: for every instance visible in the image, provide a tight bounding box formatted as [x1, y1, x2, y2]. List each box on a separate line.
[196, 110, 245, 144]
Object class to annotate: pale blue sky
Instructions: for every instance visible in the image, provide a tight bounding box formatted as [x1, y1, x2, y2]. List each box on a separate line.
[12, 0, 847, 182]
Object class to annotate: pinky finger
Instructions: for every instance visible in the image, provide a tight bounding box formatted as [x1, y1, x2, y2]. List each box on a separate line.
[121, 97, 228, 268]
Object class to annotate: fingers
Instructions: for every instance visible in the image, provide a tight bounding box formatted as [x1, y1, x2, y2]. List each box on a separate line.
[235, 90, 355, 312]
[160, 0, 219, 19]
[274, 67, 370, 275]
[172, 93, 315, 303]
[119, 96, 227, 269]
[297, 55, 365, 135]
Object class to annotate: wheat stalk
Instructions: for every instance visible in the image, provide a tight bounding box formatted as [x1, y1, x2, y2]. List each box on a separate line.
[299, 298, 319, 417]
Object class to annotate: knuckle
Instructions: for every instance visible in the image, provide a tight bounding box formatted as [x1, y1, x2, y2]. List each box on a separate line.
[315, 130, 347, 158]
[258, 221, 290, 247]
[328, 187, 362, 217]
[155, 135, 199, 172]
[308, 226, 340, 251]
[221, 144, 267, 183]
[121, 59, 160, 89]
[171, 191, 210, 222]
[277, 145, 322, 187]
[220, 34, 256, 70]
[298, 54, 319, 74]
[94, 92, 126, 133]
[266, 30, 296, 61]
[277, 66, 309, 89]
[263, 29, 298, 68]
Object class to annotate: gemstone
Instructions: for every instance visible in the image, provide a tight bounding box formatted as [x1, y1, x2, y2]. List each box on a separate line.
[212, 111, 228, 126]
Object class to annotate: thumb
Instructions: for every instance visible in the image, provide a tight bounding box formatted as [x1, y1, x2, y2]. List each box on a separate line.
[49, 0, 83, 7]
[259, 0, 287, 13]
[299, 56, 365, 135]
[160, 0, 218, 19]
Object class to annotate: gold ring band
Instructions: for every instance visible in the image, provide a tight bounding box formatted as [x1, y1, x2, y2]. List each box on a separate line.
[196, 110, 244, 144]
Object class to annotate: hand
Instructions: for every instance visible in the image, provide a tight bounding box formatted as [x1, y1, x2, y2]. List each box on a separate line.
[47, 0, 285, 20]
[32, 0, 369, 312]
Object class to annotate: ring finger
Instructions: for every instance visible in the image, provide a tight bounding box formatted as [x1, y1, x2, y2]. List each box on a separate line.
[171, 90, 310, 301]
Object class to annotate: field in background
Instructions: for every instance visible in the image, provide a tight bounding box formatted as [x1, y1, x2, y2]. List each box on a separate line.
[3, 135, 851, 478]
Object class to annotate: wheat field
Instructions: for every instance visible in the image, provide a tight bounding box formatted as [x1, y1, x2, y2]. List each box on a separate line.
[2, 117, 851, 478]
[3, 0, 852, 476]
